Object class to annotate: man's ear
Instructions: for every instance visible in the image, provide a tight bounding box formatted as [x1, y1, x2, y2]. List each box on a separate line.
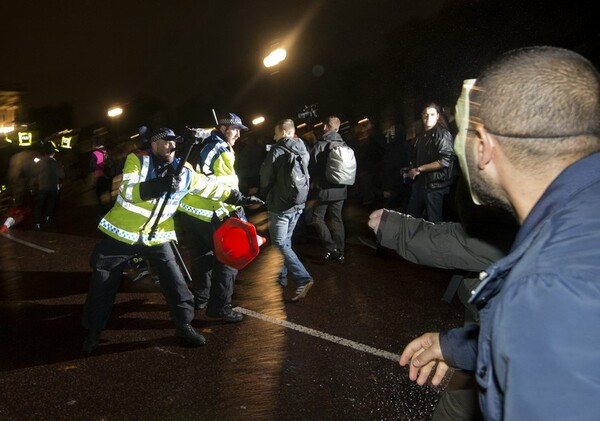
[477, 126, 495, 170]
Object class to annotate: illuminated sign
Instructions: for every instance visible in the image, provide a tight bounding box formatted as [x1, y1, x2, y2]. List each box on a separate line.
[18, 132, 33, 146]
[61, 136, 73, 149]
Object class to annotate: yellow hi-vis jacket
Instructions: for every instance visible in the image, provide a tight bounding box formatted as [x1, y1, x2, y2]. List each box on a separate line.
[99, 149, 231, 246]
[178, 131, 240, 222]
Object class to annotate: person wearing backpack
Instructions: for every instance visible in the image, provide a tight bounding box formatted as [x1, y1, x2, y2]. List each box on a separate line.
[308, 116, 354, 263]
[260, 119, 314, 301]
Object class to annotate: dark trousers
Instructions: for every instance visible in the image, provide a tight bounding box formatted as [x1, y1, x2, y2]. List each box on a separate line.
[82, 236, 194, 331]
[178, 212, 238, 316]
[34, 190, 59, 225]
[310, 199, 345, 253]
[407, 183, 450, 223]
[432, 371, 482, 421]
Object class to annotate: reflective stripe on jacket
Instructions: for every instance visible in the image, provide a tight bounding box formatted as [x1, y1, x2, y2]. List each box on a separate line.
[179, 131, 240, 222]
[99, 150, 231, 245]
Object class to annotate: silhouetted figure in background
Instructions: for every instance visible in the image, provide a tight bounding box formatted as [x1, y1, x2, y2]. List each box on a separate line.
[89, 133, 114, 215]
[382, 121, 411, 210]
[33, 140, 64, 230]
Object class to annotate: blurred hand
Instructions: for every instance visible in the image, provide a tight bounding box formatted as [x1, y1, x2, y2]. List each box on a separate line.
[399, 332, 449, 386]
[240, 195, 264, 206]
[408, 167, 421, 180]
[368, 209, 384, 233]
[185, 127, 211, 140]
[224, 190, 264, 206]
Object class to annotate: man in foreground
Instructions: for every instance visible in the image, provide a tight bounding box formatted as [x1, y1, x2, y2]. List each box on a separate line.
[398, 47, 600, 419]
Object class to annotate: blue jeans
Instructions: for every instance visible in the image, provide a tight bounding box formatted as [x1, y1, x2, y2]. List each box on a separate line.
[268, 209, 312, 287]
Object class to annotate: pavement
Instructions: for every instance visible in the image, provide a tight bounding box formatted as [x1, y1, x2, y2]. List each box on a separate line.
[0, 186, 465, 421]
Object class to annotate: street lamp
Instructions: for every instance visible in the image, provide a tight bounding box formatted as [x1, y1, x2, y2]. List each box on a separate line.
[263, 48, 287, 68]
[107, 106, 123, 118]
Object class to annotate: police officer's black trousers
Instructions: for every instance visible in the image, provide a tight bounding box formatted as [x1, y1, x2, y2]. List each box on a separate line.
[82, 236, 194, 332]
[177, 212, 238, 316]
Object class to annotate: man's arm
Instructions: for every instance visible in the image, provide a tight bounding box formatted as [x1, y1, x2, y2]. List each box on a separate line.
[369, 209, 505, 271]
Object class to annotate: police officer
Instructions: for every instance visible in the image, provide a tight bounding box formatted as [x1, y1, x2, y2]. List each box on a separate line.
[82, 128, 259, 354]
[178, 113, 261, 323]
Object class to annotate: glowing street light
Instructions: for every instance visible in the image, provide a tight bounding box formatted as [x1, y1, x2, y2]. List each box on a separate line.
[263, 48, 287, 68]
[252, 116, 265, 126]
[107, 107, 123, 118]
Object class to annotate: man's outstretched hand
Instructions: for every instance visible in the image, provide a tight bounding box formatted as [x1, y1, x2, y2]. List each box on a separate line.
[399, 332, 449, 387]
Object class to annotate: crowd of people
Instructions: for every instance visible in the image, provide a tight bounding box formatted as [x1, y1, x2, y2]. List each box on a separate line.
[3, 45, 599, 420]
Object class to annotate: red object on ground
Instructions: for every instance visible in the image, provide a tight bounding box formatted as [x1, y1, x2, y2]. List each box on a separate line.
[213, 217, 266, 270]
[1, 207, 30, 232]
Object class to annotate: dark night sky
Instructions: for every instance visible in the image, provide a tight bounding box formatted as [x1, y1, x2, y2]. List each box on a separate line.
[4, 0, 450, 126]
[4, 0, 598, 129]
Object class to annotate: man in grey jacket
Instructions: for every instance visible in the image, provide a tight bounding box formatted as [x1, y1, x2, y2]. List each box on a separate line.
[308, 115, 348, 263]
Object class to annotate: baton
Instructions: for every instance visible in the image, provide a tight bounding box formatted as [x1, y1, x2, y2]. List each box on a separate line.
[148, 136, 198, 241]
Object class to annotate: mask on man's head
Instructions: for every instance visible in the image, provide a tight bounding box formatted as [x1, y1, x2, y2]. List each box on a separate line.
[453, 79, 482, 205]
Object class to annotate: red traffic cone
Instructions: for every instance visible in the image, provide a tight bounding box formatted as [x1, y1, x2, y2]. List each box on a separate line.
[1, 207, 29, 232]
[213, 218, 266, 270]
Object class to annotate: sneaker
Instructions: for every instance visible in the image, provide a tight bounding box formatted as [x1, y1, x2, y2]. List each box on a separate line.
[291, 279, 314, 302]
[324, 249, 345, 263]
[205, 306, 244, 323]
[82, 330, 101, 354]
[176, 324, 206, 346]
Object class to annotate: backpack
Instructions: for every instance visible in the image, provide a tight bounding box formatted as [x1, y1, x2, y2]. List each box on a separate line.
[325, 142, 357, 185]
[276, 145, 310, 207]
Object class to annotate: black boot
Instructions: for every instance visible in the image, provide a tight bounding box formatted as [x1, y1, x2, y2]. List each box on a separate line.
[176, 324, 206, 346]
[82, 330, 101, 354]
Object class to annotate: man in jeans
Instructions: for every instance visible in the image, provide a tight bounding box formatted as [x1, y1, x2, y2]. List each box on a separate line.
[260, 119, 314, 301]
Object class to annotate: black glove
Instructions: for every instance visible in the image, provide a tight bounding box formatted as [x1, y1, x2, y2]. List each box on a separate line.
[240, 195, 265, 206]
[139, 175, 179, 200]
[224, 190, 265, 206]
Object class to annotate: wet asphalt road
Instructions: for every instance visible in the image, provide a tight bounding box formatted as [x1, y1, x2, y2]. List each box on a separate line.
[0, 185, 464, 420]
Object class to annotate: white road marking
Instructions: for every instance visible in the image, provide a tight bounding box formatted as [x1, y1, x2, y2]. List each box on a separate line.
[233, 306, 400, 362]
[153, 346, 186, 358]
[1, 232, 55, 253]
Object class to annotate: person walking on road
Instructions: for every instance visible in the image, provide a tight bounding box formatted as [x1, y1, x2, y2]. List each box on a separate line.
[33, 140, 64, 230]
[308, 116, 350, 263]
[260, 118, 314, 301]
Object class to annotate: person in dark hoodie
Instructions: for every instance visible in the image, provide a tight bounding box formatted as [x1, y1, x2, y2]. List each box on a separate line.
[260, 118, 314, 302]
